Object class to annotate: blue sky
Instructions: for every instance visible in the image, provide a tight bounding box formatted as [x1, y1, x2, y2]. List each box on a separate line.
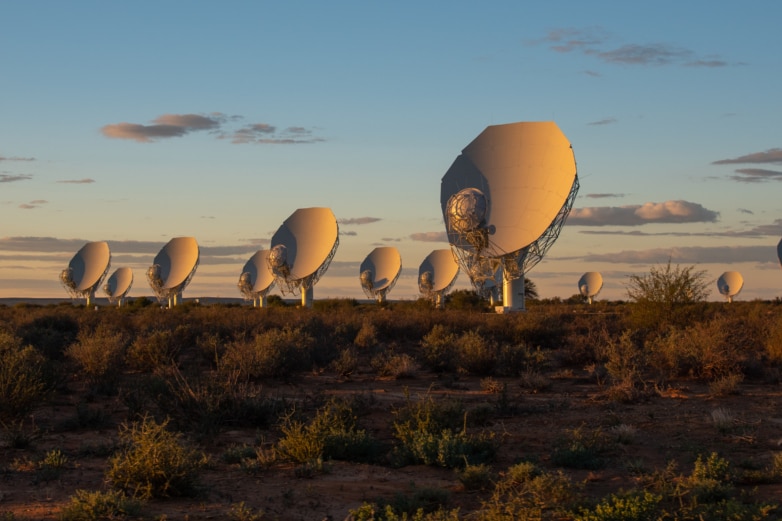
[2, 1, 781, 302]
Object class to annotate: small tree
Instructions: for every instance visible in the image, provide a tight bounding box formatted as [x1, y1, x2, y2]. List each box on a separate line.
[525, 278, 539, 301]
[626, 260, 710, 327]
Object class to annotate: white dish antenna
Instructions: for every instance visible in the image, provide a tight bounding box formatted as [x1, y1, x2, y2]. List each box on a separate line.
[359, 246, 402, 304]
[578, 272, 603, 304]
[418, 249, 460, 309]
[147, 236, 199, 308]
[238, 249, 276, 307]
[269, 207, 339, 307]
[717, 271, 743, 303]
[104, 267, 133, 306]
[441, 121, 579, 312]
[60, 241, 111, 307]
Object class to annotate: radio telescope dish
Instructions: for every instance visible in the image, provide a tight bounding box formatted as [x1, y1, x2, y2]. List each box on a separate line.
[359, 247, 402, 304]
[418, 249, 459, 309]
[60, 241, 111, 307]
[441, 121, 579, 312]
[717, 271, 743, 303]
[104, 267, 133, 307]
[578, 272, 603, 304]
[238, 249, 276, 307]
[269, 207, 339, 307]
[778, 238, 782, 267]
[147, 237, 199, 308]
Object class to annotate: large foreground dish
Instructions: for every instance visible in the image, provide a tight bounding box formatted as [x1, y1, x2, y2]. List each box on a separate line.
[418, 249, 460, 309]
[441, 121, 579, 312]
[359, 246, 402, 304]
[60, 241, 111, 307]
[147, 237, 199, 307]
[269, 207, 339, 307]
[237, 249, 276, 307]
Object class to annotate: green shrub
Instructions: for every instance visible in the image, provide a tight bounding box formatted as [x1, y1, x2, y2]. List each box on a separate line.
[227, 501, 265, 521]
[477, 462, 579, 519]
[681, 452, 734, 504]
[276, 399, 381, 464]
[34, 448, 68, 483]
[392, 394, 496, 469]
[60, 489, 143, 520]
[106, 415, 207, 499]
[419, 324, 458, 372]
[222, 444, 257, 464]
[455, 330, 496, 375]
[572, 490, 662, 521]
[551, 425, 608, 470]
[457, 463, 493, 491]
[0, 332, 48, 421]
[349, 502, 461, 521]
[388, 487, 451, 517]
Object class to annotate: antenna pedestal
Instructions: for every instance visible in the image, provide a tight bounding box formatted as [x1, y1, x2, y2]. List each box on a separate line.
[496, 273, 526, 313]
[301, 285, 314, 308]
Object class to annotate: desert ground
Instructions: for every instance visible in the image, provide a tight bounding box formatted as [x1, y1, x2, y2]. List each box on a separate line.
[1, 297, 782, 520]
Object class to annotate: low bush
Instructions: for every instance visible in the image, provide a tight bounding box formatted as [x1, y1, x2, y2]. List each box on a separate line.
[66, 325, 128, 393]
[0, 331, 48, 421]
[371, 351, 418, 378]
[60, 489, 143, 520]
[572, 490, 662, 521]
[392, 394, 496, 469]
[126, 328, 181, 372]
[419, 324, 458, 372]
[551, 425, 609, 470]
[276, 398, 382, 465]
[16, 312, 79, 360]
[145, 368, 280, 437]
[476, 461, 579, 519]
[106, 415, 207, 499]
[219, 326, 315, 379]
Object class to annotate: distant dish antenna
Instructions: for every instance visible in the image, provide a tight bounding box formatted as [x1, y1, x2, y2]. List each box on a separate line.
[441, 121, 579, 312]
[578, 272, 603, 304]
[60, 241, 111, 307]
[418, 249, 460, 309]
[269, 207, 339, 308]
[104, 267, 133, 307]
[147, 237, 199, 308]
[359, 246, 402, 303]
[717, 271, 743, 303]
[238, 249, 276, 307]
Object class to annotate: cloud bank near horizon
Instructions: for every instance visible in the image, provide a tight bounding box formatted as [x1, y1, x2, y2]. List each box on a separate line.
[101, 112, 324, 145]
[712, 148, 782, 183]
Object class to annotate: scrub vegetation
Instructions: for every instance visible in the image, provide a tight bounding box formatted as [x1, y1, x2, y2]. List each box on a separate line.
[1, 276, 782, 519]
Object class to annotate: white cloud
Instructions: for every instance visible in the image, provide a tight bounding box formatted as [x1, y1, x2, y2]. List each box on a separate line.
[568, 200, 719, 226]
